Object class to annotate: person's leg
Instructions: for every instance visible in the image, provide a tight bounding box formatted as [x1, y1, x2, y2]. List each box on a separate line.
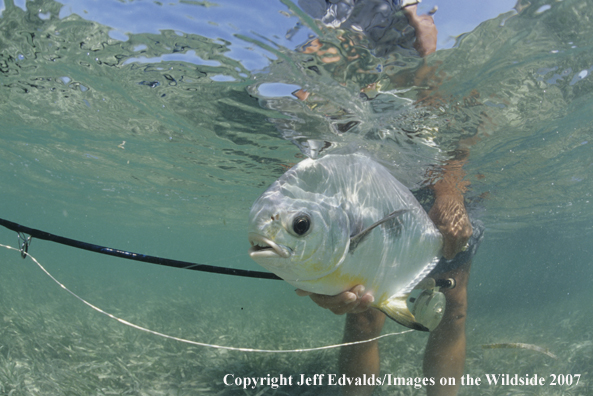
[339, 309, 386, 396]
[423, 260, 472, 396]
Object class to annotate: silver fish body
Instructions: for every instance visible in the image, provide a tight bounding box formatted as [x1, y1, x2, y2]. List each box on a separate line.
[248, 153, 444, 330]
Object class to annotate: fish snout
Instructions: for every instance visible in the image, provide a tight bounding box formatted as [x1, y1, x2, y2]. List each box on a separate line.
[248, 233, 291, 259]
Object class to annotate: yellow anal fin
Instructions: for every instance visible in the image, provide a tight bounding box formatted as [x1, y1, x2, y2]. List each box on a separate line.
[378, 296, 429, 332]
[379, 288, 446, 332]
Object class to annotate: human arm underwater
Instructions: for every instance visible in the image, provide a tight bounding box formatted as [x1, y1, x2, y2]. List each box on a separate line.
[403, 3, 471, 259]
[296, 4, 470, 309]
[428, 149, 473, 259]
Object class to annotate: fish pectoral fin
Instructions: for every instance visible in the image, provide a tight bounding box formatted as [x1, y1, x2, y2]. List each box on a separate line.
[379, 289, 446, 332]
[349, 209, 408, 253]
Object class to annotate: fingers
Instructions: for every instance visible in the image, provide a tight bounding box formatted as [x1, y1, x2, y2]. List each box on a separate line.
[296, 285, 374, 315]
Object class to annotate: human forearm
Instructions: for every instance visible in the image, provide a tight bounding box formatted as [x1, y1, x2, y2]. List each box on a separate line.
[429, 150, 472, 259]
[432, 149, 470, 198]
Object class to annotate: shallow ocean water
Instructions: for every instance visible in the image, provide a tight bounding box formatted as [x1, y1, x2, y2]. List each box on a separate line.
[0, 0, 592, 395]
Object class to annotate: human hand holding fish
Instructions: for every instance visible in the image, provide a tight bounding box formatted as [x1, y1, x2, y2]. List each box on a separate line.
[295, 194, 472, 317]
[287, 153, 472, 316]
[295, 285, 374, 315]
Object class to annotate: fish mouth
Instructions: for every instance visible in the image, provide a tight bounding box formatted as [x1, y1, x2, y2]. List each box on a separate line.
[248, 233, 291, 259]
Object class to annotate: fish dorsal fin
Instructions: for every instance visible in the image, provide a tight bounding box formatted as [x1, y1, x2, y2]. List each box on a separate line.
[349, 209, 408, 253]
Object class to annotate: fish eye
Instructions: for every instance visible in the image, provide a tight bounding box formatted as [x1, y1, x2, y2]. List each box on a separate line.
[292, 213, 311, 236]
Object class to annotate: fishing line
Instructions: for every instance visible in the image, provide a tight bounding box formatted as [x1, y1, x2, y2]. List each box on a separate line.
[0, 242, 413, 353]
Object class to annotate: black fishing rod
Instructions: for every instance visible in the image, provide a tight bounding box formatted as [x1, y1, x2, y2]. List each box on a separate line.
[0, 217, 281, 280]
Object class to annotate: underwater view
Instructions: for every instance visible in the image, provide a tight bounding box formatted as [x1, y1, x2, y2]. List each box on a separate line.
[1, 0, 592, 394]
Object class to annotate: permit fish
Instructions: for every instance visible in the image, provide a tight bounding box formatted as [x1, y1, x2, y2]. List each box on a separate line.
[248, 153, 445, 331]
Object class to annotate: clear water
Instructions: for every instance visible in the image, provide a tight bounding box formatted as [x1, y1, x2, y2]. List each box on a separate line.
[0, 0, 592, 395]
